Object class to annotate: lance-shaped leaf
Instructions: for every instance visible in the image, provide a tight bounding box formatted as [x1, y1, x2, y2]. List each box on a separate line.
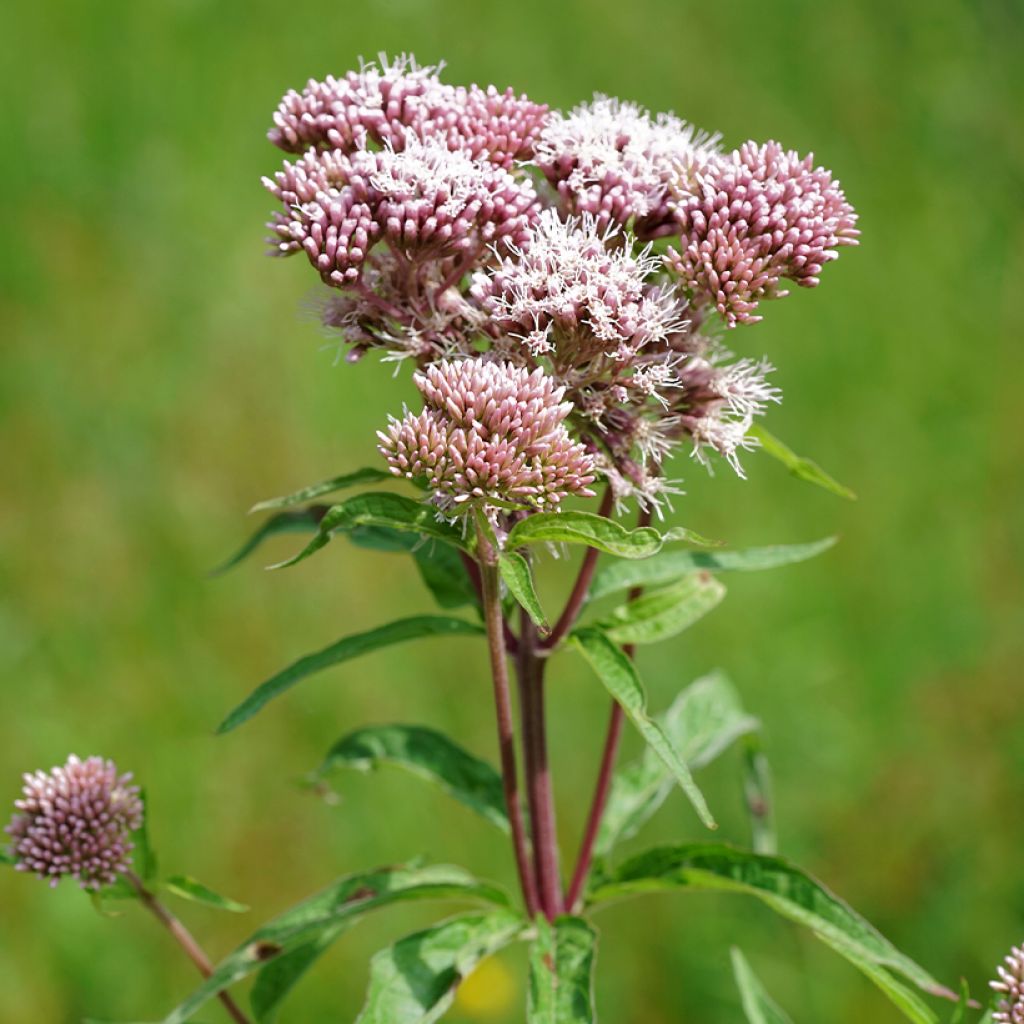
[210, 506, 327, 576]
[250, 924, 346, 1023]
[162, 876, 249, 913]
[507, 512, 689, 559]
[355, 910, 524, 1024]
[499, 552, 549, 633]
[0, 847, 15, 865]
[313, 725, 509, 833]
[593, 573, 726, 646]
[217, 616, 484, 734]
[749, 426, 856, 500]
[161, 863, 508, 1024]
[528, 916, 598, 1023]
[596, 672, 759, 857]
[590, 844, 953, 1023]
[250, 468, 393, 513]
[731, 948, 796, 1024]
[570, 629, 715, 830]
[272, 493, 470, 569]
[99, 791, 157, 900]
[589, 537, 838, 600]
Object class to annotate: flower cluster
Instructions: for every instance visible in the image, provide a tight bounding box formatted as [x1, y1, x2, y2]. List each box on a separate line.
[5, 755, 143, 890]
[993, 944, 1024, 1023]
[263, 55, 856, 509]
[379, 359, 595, 514]
[667, 141, 859, 326]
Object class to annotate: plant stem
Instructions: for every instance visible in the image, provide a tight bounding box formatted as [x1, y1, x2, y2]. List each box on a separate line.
[475, 522, 540, 917]
[565, 507, 651, 911]
[125, 871, 250, 1024]
[542, 487, 614, 650]
[518, 607, 563, 919]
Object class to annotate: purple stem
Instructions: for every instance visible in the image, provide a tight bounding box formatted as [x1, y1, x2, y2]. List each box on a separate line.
[475, 522, 540, 917]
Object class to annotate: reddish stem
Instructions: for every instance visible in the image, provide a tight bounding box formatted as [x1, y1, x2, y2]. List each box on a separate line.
[541, 487, 614, 650]
[565, 507, 651, 911]
[126, 872, 250, 1024]
[475, 523, 540, 917]
[518, 608, 562, 919]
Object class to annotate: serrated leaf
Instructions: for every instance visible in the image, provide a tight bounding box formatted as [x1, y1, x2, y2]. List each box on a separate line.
[499, 552, 549, 633]
[589, 537, 838, 600]
[313, 725, 508, 833]
[590, 844, 952, 1023]
[210, 507, 327, 576]
[731, 948, 796, 1024]
[271, 493, 469, 569]
[161, 863, 508, 1024]
[250, 924, 346, 1023]
[355, 910, 524, 1024]
[743, 737, 778, 855]
[163, 876, 249, 913]
[506, 512, 686, 559]
[750, 426, 856, 500]
[217, 616, 484, 734]
[250, 468, 393, 513]
[527, 916, 597, 1023]
[569, 629, 716, 830]
[593, 572, 726, 645]
[596, 672, 759, 857]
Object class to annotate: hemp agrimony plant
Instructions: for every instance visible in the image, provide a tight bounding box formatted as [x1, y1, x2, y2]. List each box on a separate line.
[4, 54, 1004, 1023]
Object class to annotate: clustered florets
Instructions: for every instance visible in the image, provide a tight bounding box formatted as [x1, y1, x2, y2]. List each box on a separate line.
[993, 944, 1024, 1023]
[5, 755, 143, 890]
[263, 54, 857, 512]
[379, 360, 595, 514]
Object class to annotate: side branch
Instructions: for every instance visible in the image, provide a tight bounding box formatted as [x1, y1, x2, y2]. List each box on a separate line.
[126, 872, 251, 1024]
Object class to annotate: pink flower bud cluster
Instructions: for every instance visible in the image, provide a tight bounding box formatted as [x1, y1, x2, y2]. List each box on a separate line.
[268, 54, 547, 170]
[993, 944, 1024, 1023]
[667, 141, 859, 326]
[5, 755, 143, 890]
[535, 96, 721, 239]
[265, 139, 537, 287]
[379, 359, 596, 514]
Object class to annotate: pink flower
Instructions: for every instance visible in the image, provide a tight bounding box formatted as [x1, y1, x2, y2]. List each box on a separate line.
[6, 755, 144, 890]
[667, 141, 858, 326]
[993, 944, 1024, 1023]
[379, 360, 596, 514]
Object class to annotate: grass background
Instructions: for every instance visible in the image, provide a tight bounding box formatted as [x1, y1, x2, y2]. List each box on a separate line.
[1, 0, 1022, 1020]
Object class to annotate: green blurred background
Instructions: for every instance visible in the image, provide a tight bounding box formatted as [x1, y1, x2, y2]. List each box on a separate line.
[2, 0, 1022, 1020]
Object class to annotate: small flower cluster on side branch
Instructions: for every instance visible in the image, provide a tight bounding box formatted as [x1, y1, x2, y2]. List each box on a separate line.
[263, 53, 857, 513]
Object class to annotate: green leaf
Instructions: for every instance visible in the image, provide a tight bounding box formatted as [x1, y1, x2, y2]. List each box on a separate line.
[499, 552, 549, 634]
[589, 537, 838, 600]
[313, 725, 509, 833]
[569, 629, 716, 830]
[596, 672, 759, 857]
[161, 863, 508, 1024]
[101, 790, 157, 900]
[217, 616, 484, 734]
[250, 925, 346, 1023]
[593, 572, 726, 645]
[749, 426, 856, 500]
[250, 468, 393, 513]
[355, 910, 524, 1024]
[271, 493, 469, 569]
[506, 512, 688, 559]
[742, 737, 778, 856]
[590, 844, 952, 1023]
[0, 847, 16, 866]
[163, 876, 249, 913]
[527, 916, 598, 1023]
[210, 507, 327, 576]
[731, 948, 796, 1024]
